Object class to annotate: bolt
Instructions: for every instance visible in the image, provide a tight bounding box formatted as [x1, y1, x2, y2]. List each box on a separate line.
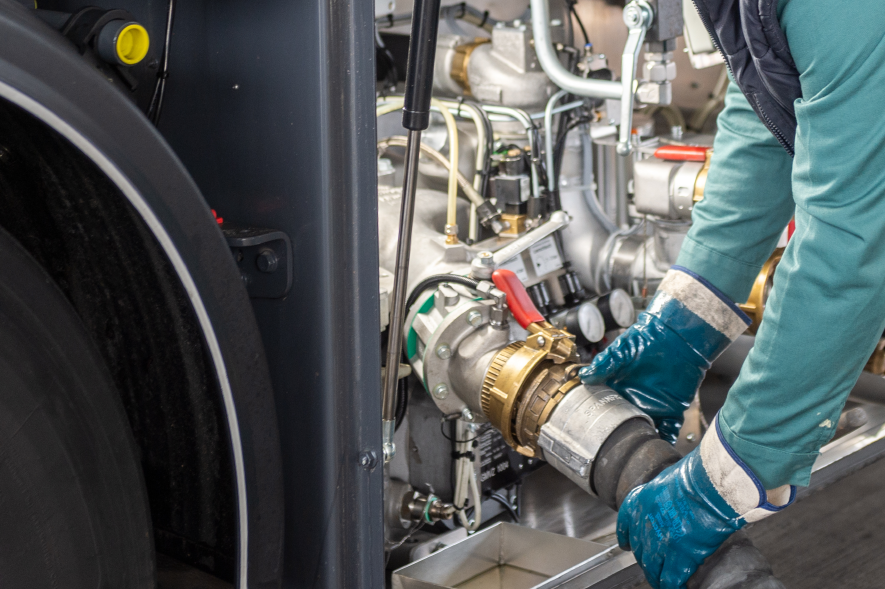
[624, 4, 642, 27]
[436, 344, 452, 360]
[433, 383, 449, 400]
[359, 450, 378, 471]
[536, 336, 546, 347]
[466, 310, 483, 327]
[461, 407, 474, 421]
[256, 248, 279, 273]
[686, 433, 696, 442]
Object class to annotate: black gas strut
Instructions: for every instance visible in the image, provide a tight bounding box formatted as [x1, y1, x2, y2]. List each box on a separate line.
[381, 0, 443, 462]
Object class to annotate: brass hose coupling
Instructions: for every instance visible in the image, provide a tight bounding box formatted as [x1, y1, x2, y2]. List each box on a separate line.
[481, 270, 581, 457]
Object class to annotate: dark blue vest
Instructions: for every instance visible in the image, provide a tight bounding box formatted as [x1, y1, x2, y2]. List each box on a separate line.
[691, 0, 801, 155]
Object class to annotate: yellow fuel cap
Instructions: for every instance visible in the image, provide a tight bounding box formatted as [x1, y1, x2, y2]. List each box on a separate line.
[115, 23, 149, 65]
[98, 20, 150, 66]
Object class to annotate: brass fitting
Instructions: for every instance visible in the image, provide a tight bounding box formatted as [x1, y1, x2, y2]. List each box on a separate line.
[499, 213, 527, 235]
[740, 247, 783, 334]
[481, 321, 580, 457]
[693, 149, 713, 203]
[450, 38, 491, 95]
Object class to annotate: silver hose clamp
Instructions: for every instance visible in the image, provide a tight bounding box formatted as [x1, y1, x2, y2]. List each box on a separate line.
[538, 384, 653, 493]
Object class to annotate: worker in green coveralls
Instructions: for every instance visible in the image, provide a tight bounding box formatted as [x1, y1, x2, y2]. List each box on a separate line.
[580, 1, 885, 587]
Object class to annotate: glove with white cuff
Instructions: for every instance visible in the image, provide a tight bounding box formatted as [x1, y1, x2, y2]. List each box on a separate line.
[580, 266, 751, 443]
[617, 414, 795, 589]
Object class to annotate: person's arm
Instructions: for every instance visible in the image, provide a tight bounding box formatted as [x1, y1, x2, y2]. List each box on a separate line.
[675, 81, 794, 303]
[580, 80, 794, 444]
[717, 0, 885, 489]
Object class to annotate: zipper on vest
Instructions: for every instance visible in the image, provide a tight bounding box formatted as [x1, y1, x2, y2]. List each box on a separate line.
[688, 0, 794, 156]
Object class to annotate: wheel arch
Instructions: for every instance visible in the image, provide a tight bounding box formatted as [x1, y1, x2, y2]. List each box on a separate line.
[0, 3, 283, 587]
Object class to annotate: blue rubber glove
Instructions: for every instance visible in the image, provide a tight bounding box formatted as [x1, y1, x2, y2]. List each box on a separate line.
[617, 415, 795, 589]
[580, 266, 750, 443]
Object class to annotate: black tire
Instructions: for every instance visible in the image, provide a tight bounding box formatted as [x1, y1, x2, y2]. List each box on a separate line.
[0, 227, 155, 587]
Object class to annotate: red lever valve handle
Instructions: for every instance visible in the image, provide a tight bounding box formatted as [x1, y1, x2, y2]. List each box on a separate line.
[492, 269, 544, 329]
[653, 145, 710, 162]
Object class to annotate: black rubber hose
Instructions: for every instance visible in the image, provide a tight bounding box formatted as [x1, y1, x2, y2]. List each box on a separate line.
[591, 418, 786, 589]
[404, 275, 479, 314]
[393, 374, 409, 431]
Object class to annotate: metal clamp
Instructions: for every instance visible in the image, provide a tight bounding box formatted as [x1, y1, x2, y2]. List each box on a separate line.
[537, 384, 653, 493]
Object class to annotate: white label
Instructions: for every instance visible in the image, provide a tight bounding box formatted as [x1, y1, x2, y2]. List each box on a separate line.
[519, 177, 530, 202]
[498, 255, 529, 283]
[529, 236, 563, 276]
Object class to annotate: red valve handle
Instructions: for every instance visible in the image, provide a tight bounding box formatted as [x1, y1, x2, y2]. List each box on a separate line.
[654, 145, 710, 162]
[492, 269, 544, 329]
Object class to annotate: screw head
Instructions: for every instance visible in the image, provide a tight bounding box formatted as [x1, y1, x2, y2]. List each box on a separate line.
[536, 336, 546, 347]
[436, 344, 452, 360]
[466, 310, 483, 327]
[623, 3, 646, 27]
[256, 248, 279, 273]
[359, 450, 378, 471]
[433, 383, 449, 399]
[686, 433, 697, 442]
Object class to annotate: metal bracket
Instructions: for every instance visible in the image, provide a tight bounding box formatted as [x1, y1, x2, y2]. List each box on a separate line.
[223, 225, 293, 299]
[617, 1, 653, 156]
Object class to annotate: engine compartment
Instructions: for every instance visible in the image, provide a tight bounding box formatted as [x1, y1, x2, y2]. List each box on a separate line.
[376, 0, 731, 573]
[374, 1, 881, 586]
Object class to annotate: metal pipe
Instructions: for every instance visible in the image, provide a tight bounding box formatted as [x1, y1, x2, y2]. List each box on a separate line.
[529, 99, 584, 120]
[382, 130, 422, 462]
[376, 136, 484, 206]
[529, 0, 621, 100]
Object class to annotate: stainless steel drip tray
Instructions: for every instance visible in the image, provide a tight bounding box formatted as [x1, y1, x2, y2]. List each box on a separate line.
[391, 522, 617, 589]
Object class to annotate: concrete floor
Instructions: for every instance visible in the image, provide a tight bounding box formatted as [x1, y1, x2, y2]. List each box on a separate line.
[632, 456, 885, 588]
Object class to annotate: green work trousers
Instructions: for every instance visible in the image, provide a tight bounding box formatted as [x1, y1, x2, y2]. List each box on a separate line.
[675, 0, 885, 488]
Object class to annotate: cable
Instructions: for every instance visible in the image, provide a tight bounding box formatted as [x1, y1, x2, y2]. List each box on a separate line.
[404, 275, 479, 317]
[374, 25, 399, 90]
[451, 419, 482, 532]
[147, 0, 175, 126]
[545, 90, 571, 193]
[490, 493, 520, 523]
[394, 375, 409, 431]
[568, 1, 590, 47]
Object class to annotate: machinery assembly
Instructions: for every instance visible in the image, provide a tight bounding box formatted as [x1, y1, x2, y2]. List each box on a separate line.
[1, 0, 884, 587]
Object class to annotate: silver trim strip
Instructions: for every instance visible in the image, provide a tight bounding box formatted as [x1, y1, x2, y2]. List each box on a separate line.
[0, 82, 250, 587]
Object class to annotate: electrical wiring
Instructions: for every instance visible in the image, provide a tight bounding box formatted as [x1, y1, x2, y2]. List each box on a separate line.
[568, 0, 590, 47]
[450, 419, 482, 532]
[489, 493, 520, 522]
[146, 0, 175, 125]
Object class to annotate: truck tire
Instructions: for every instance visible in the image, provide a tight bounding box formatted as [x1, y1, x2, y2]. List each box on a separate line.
[0, 226, 155, 588]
